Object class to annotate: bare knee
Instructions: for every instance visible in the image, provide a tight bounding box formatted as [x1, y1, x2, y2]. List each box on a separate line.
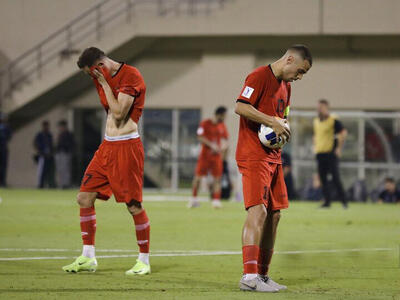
[247, 204, 267, 224]
[77, 192, 96, 208]
[126, 199, 143, 215]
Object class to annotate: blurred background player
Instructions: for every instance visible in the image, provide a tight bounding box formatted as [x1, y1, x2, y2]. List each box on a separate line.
[0, 113, 12, 187]
[62, 47, 150, 276]
[189, 106, 228, 208]
[55, 120, 75, 189]
[313, 99, 348, 208]
[235, 45, 312, 292]
[377, 177, 400, 204]
[33, 121, 56, 189]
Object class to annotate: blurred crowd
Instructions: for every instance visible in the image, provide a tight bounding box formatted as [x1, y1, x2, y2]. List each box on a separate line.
[33, 120, 75, 189]
[281, 152, 400, 204]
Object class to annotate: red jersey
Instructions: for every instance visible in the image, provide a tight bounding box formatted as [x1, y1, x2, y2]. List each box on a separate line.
[197, 119, 229, 158]
[93, 63, 146, 123]
[236, 65, 291, 163]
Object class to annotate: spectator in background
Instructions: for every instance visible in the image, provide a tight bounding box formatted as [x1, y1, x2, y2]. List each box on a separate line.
[378, 177, 400, 204]
[313, 99, 348, 208]
[0, 113, 12, 187]
[56, 120, 75, 189]
[281, 152, 297, 199]
[33, 121, 56, 188]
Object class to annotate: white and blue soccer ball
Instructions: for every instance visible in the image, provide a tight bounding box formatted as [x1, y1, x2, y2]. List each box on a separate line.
[258, 123, 289, 149]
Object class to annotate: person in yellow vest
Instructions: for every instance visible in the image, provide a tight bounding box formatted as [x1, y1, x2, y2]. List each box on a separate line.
[313, 99, 348, 208]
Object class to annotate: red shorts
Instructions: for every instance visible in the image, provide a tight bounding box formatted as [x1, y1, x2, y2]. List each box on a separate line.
[195, 155, 223, 178]
[80, 137, 144, 203]
[237, 160, 288, 211]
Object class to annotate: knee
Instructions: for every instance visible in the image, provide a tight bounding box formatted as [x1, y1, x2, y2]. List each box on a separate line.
[126, 199, 143, 215]
[272, 210, 281, 223]
[76, 192, 96, 207]
[248, 204, 267, 222]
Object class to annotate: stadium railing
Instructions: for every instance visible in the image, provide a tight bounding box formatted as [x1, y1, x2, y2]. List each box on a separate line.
[0, 0, 228, 110]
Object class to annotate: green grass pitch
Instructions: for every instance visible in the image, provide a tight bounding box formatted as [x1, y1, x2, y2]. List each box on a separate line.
[0, 189, 399, 299]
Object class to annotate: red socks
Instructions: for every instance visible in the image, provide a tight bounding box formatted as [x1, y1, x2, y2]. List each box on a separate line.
[212, 191, 221, 200]
[80, 207, 96, 245]
[242, 245, 259, 274]
[258, 248, 274, 276]
[132, 210, 150, 253]
[192, 187, 198, 197]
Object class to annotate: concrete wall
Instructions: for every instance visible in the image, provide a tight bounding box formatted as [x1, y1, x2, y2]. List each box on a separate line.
[7, 38, 400, 187]
[2, 0, 400, 187]
[2, 0, 400, 64]
[0, 0, 97, 62]
[7, 105, 72, 187]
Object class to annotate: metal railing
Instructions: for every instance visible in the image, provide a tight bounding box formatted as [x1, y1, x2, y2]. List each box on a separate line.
[0, 0, 227, 110]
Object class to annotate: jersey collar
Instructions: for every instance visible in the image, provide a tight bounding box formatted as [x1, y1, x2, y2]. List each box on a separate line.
[112, 62, 125, 78]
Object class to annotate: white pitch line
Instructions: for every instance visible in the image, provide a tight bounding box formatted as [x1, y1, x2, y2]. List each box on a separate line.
[0, 248, 212, 253]
[145, 195, 209, 202]
[0, 248, 394, 261]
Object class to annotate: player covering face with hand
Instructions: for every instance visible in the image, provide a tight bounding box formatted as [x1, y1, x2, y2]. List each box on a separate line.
[235, 45, 312, 292]
[62, 47, 151, 276]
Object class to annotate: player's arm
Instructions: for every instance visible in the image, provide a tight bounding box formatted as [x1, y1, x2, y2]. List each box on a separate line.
[234, 102, 290, 139]
[198, 136, 219, 152]
[92, 69, 134, 121]
[334, 120, 347, 157]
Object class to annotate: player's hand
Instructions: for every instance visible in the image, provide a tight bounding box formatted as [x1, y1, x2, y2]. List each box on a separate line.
[335, 147, 342, 158]
[92, 68, 108, 86]
[210, 143, 220, 153]
[271, 117, 291, 141]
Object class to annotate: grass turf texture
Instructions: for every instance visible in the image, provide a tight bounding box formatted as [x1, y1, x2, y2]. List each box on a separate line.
[0, 189, 399, 299]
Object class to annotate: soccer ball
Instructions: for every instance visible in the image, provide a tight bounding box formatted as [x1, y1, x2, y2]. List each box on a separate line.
[258, 123, 289, 149]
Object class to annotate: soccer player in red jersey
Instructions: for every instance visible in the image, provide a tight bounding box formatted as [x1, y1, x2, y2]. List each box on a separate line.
[62, 47, 151, 275]
[189, 106, 229, 208]
[235, 45, 312, 292]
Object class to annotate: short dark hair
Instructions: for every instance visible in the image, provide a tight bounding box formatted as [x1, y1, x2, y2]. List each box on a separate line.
[385, 177, 395, 184]
[42, 120, 49, 127]
[319, 99, 329, 106]
[288, 44, 312, 66]
[77, 47, 105, 69]
[58, 120, 67, 127]
[215, 106, 227, 115]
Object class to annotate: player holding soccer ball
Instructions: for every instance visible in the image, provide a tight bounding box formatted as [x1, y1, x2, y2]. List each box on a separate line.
[235, 45, 312, 292]
[62, 47, 150, 275]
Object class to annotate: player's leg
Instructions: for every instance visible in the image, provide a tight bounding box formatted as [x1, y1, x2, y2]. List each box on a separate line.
[125, 200, 151, 275]
[238, 161, 278, 292]
[211, 176, 222, 208]
[189, 175, 202, 208]
[111, 138, 150, 275]
[258, 164, 288, 290]
[210, 156, 223, 208]
[317, 154, 331, 207]
[63, 145, 110, 273]
[258, 210, 280, 277]
[330, 155, 348, 208]
[62, 192, 98, 273]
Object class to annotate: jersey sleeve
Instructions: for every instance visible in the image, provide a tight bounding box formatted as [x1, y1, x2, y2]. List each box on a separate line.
[119, 69, 145, 98]
[334, 119, 344, 134]
[237, 71, 265, 106]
